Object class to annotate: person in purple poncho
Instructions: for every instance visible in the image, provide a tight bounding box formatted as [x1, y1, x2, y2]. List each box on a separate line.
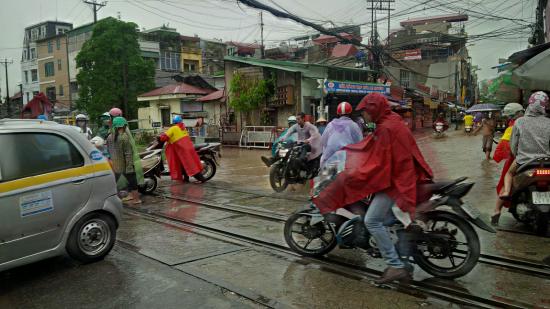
[320, 102, 364, 168]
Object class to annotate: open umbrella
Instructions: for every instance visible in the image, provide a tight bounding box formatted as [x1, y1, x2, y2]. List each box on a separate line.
[467, 103, 500, 113]
[502, 103, 524, 116]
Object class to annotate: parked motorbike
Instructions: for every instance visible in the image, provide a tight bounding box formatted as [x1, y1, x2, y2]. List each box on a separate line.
[269, 141, 320, 192]
[284, 151, 494, 279]
[508, 157, 550, 235]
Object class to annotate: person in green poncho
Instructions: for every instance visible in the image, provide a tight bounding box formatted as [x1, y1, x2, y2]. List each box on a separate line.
[107, 117, 143, 204]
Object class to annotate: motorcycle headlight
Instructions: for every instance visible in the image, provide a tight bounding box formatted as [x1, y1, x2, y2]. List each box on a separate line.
[279, 149, 289, 157]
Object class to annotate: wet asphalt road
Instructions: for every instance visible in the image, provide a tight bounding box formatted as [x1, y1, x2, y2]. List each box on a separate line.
[2, 128, 550, 308]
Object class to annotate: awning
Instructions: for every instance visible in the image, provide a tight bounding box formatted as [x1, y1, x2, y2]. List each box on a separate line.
[141, 51, 159, 58]
[512, 48, 550, 91]
[508, 42, 550, 65]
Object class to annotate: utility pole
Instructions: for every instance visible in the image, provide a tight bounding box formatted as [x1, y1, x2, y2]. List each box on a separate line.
[260, 12, 265, 58]
[366, 0, 395, 80]
[0, 58, 13, 116]
[83, 0, 107, 23]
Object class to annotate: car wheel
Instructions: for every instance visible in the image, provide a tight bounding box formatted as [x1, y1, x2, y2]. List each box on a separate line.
[66, 212, 117, 264]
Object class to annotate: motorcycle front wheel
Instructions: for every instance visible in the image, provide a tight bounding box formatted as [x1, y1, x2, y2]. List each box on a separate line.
[269, 163, 288, 192]
[412, 211, 480, 279]
[284, 212, 337, 257]
[138, 177, 158, 195]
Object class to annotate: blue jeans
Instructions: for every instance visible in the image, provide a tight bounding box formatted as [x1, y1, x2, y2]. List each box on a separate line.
[364, 193, 405, 268]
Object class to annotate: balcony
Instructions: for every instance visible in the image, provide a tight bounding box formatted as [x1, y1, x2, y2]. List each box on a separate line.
[181, 46, 201, 55]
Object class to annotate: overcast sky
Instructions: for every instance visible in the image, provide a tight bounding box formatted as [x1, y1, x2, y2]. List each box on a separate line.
[0, 0, 536, 98]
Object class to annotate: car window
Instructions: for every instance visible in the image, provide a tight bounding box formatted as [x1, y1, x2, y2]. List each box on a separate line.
[0, 133, 84, 182]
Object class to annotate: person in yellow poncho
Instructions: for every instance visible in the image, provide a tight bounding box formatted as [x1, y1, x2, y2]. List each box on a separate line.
[159, 115, 206, 183]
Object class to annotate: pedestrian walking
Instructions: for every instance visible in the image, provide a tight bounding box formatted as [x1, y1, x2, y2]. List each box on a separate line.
[473, 113, 496, 160]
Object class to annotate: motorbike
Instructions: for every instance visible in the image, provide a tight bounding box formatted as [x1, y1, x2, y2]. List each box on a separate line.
[143, 139, 221, 188]
[464, 125, 473, 134]
[269, 141, 320, 192]
[138, 145, 165, 194]
[433, 121, 448, 138]
[284, 151, 494, 279]
[193, 142, 221, 181]
[508, 157, 550, 235]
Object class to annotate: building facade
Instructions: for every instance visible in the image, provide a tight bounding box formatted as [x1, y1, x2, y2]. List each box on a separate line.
[21, 21, 72, 105]
[36, 33, 71, 111]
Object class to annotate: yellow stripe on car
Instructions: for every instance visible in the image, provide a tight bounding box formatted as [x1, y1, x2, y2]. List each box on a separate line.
[0, 162, 112, 193]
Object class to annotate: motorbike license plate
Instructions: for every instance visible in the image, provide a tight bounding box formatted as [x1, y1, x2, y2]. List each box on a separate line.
[461, 203, 481, 219]
[532, 191, 550, 205]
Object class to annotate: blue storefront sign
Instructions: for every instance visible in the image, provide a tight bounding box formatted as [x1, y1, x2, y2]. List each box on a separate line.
[324, 80, 390, 95]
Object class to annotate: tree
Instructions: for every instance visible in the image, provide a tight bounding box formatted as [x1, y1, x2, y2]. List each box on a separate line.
[76, 17, 155, 121]
[229, 72, 275, 112]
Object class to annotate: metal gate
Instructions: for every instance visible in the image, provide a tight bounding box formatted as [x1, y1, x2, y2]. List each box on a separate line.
[239, 126, 276, 149]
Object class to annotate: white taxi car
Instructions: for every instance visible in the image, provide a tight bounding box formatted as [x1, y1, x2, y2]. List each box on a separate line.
[0, 119, 122, 271]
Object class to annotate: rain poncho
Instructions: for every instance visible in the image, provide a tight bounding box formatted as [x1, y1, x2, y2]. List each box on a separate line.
[272, 128, 297, 157]
[320, 116, 363, 168]
[510, 91, 550, 165]
[160, 123, 203, 179]
[313, 93, 433, 216]
[281, 122, 321, 160]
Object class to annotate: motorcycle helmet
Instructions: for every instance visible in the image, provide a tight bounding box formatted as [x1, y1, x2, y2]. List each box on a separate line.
[112, 117, 128, 128]
[75, 114, 88, 121]
[109, 107, 123, 117]
[90, 136, 105, 147]
[100, 112, 111, 119]
[287, 115, 297, 125]
[173, 115, 182, 124]
[337, 102, 352, 115]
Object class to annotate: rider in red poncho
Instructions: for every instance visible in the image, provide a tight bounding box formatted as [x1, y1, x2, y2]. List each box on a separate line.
[159, 115, 206, 183]
[313, 93, 433, 284]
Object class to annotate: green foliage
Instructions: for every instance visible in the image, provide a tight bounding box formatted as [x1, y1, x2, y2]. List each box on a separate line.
[76, 17, 156, 121]
[229, 72, 275, 112]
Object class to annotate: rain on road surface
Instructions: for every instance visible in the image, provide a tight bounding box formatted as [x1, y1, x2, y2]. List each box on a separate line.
[2, 129, 549, 308]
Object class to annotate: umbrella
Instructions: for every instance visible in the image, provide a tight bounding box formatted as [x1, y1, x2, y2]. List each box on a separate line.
[467, 103, 501, 113]
[502, 103, 524, 116]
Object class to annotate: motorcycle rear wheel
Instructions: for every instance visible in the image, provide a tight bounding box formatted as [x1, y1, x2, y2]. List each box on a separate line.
[284, 212, 337, 257]
[269, 163, 288, 192]
[412, 211, 480, 279]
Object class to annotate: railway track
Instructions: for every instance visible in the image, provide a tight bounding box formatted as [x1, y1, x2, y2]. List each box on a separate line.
[128, 194, 544, 308]
[155, 191, 550, 280]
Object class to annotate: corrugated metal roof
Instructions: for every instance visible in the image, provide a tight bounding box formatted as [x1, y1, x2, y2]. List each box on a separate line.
[196, 89, 225, 102]
[138, 83, 214, 98]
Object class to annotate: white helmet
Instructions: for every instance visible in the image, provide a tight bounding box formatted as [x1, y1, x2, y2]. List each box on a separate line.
[76, 114, 88, 121]
[90, 136, 105, 147]
[288, 116, 297, 123]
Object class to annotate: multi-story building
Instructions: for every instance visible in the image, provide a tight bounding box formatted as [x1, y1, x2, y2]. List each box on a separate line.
[20, 21, 72, 104]
[180, 35, 202, 73]
[200, 39, 226, 76]
[67, 22, 94, 104]
[36, 33, 71, 111]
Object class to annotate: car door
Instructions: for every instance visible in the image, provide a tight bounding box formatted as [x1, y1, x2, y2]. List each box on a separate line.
[0, 130, 92, 265]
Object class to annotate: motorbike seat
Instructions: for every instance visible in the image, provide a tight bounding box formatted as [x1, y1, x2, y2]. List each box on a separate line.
[418, 177, 468, 194]
[194, 143, 209, 150]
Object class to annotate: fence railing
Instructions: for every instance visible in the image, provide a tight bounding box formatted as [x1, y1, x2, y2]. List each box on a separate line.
[239, 126, 276, 149]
